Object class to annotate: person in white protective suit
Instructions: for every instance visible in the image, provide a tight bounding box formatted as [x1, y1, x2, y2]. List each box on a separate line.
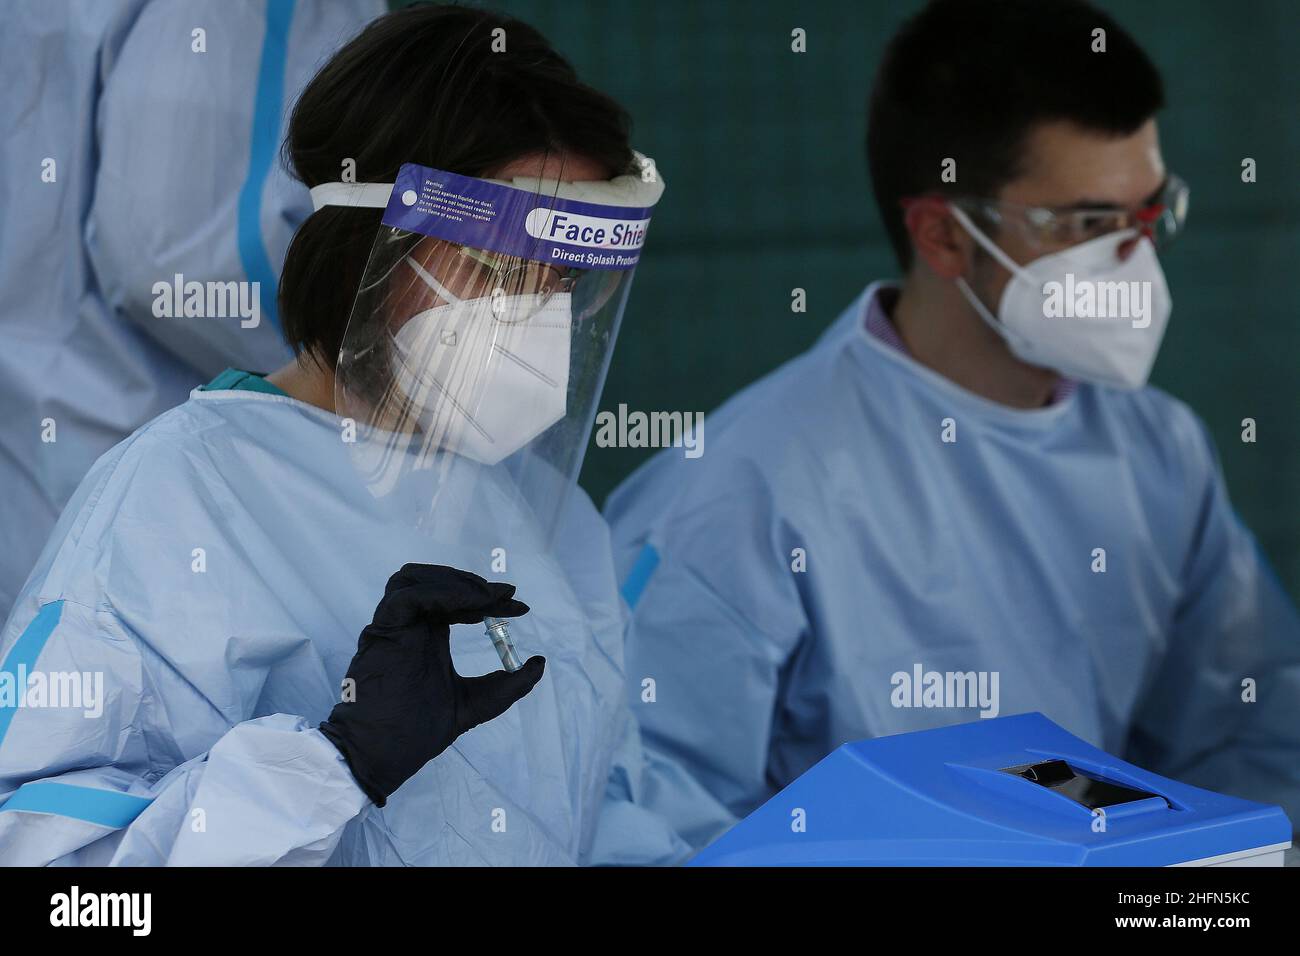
[0, 0, 384, 624]
[0, 3, 698, 867]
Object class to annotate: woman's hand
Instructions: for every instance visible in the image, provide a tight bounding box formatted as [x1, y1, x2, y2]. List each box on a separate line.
[320, 564, 545, 806]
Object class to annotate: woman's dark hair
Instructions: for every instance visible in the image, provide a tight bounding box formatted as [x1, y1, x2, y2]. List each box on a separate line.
[867, 0, 1164, 271]
[279, 3, 634, 367]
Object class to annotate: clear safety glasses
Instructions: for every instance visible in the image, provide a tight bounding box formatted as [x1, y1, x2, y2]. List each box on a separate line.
[927, 173, 1190, 252]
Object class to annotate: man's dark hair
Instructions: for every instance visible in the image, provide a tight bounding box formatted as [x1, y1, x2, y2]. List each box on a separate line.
[279, 3, 634, 368]
[867, 0, 1165, 270]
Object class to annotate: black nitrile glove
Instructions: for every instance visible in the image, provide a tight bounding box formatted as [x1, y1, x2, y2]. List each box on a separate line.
[320, 563, 545, 806]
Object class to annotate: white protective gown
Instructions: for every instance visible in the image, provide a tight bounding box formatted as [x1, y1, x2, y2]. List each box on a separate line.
[606, 282, 1300, 848]
[0, 0, 382, 622]
[0, 382, 686, 865]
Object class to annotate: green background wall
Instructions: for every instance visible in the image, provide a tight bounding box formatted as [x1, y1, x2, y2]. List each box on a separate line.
[413, 0, 1300, 597]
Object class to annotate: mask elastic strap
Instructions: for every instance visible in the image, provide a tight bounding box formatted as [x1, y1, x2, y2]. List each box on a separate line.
[945, 204, 1020, 343]
[948, 205, 1030, 280]
[954, 275, 1018, 342]
[405, 255, 461, 305]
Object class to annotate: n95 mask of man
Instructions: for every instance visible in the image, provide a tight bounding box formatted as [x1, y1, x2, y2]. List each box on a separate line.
[392, 292, 572, 466]
[950, 205, 1172, 390]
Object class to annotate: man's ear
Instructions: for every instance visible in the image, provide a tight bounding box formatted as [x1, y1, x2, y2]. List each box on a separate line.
[903, 197, 971, 279]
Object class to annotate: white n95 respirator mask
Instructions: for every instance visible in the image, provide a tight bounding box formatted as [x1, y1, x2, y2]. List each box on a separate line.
[950, 205, 1172, 390]
[391, 281, 572, 467]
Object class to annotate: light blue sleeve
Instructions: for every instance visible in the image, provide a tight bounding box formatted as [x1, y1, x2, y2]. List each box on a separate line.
[607, 459, 808, 843]
[1126, 421, 1300, 829]
[593, 710, 747, 864]
[86, 0, 382, 375]
[587, 706, 696, 866]
[0, 600, 368, 865]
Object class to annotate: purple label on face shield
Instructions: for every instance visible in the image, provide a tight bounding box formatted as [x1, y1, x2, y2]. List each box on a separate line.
[380, 163, 653, 270]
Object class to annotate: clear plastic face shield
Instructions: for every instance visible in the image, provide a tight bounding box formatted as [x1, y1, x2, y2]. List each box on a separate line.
[316, 156, 663, 551]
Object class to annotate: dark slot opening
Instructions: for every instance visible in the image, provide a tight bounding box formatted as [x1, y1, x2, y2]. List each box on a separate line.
[1001, 759, 1166, 811]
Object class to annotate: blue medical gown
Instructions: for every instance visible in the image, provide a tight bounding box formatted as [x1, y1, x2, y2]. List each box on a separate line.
[0, 0, 381, 622]
[606, 282, 1300, 848]
[0, 387, 688, 865]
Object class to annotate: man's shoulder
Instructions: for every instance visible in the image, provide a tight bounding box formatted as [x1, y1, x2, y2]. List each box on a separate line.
[1084, 382, 1219, 481]
[699, 308, 877, 460]
[1095, 381, 1209, 444]
[607, 299, 875, 535]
